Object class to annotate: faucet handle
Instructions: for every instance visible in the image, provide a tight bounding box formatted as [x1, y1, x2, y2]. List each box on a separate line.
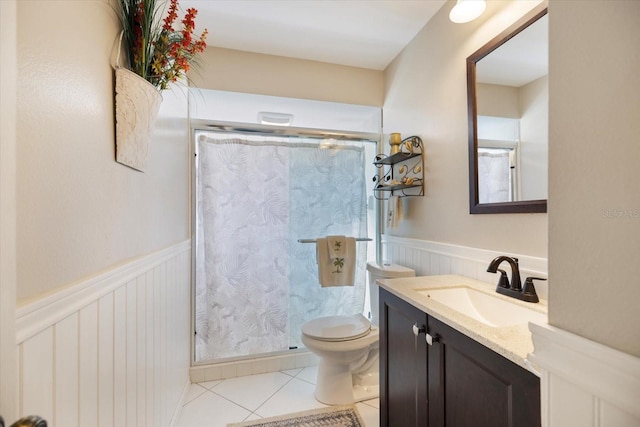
[522, 277, 546, 303]
[496, 269, 510, 288]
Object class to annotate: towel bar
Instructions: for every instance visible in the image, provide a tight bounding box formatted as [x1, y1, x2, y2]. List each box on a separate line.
[297, 238, 372, 243]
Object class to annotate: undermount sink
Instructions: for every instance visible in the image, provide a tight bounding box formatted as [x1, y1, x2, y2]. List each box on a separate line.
[416, 287, 546, 327]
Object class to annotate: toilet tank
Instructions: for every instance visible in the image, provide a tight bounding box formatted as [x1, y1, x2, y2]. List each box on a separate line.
[366, 261, 415, 325]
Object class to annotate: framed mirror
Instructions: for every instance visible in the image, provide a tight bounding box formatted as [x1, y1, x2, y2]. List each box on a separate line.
[467, 4, 548, 214]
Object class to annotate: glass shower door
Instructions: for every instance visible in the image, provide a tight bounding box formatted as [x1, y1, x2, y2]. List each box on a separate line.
[194, 131, 370, 363]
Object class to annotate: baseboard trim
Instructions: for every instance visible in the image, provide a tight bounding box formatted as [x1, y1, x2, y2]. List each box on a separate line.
[16, 240, 191, 344]
[190, 351, 318, 384]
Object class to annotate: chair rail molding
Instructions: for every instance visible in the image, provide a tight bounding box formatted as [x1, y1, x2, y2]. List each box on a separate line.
[16, 240, 190, 343]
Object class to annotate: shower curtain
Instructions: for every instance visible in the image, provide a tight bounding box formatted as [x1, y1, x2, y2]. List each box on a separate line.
[195, 133, 368, 362]
[477, 148, 513, 203]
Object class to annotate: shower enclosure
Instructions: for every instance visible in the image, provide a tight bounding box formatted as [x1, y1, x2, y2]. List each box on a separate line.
[193, 128, 378, 363]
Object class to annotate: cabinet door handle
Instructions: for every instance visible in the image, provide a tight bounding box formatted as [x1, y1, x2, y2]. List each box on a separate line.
[426, 333, 440, 346]
[412, 323, 426, 336]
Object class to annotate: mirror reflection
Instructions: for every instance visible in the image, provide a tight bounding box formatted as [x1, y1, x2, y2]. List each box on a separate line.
[468, 6, 548, 213]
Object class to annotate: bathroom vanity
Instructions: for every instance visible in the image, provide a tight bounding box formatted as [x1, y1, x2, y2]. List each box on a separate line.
[378, 275, 544, 427]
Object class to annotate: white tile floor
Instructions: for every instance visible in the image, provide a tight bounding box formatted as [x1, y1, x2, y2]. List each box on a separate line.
[177, 366, 380, 427]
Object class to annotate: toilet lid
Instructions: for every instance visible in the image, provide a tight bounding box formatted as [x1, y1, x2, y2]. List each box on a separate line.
[302, 314, 371, 342]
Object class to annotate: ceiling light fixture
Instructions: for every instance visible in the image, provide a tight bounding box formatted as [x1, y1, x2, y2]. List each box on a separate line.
[257, 112, 294, 126]
[449, 0, 486, 24]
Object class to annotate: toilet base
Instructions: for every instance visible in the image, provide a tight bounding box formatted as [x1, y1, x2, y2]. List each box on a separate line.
[313, 358, 379, 405]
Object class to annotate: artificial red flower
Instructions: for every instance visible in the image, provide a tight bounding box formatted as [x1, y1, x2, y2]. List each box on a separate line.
[119, 0, 208, 90]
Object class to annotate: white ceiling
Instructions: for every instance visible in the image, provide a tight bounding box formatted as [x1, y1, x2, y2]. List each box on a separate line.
[179, 0, 447, 70]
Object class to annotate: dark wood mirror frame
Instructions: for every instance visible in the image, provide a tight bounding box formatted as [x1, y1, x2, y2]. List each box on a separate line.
[467, 4, 548, 214]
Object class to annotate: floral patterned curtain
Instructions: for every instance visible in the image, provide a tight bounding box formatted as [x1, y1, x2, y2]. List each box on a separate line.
[477, 148, 514, 203]
[195, 133, 368, 362]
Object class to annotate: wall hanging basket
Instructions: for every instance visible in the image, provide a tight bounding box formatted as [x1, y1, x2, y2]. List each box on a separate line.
[114, 67, 163, 172]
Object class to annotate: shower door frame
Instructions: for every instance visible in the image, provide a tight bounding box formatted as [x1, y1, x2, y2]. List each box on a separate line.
[189, 119, 383, 366]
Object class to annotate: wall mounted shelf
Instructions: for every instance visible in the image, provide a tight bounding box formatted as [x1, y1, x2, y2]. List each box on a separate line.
[373, 135, 424, 199]
[375, 183, 423, 192]
[374, 151, 421, 165]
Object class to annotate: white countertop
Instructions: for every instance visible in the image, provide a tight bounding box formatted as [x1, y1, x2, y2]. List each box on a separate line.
[377, 274, 548, 375]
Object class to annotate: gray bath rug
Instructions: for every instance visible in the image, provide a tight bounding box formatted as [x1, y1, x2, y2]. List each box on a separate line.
[226, 405, 364, 427]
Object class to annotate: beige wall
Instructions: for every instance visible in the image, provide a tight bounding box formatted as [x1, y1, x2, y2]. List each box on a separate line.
[16, 1, 190, 303]
[191, 46, 384, 107]
[548, 1, 640, 356]
[477, 83, 520, 118]
[520, 75, 548, 200]
[383, 0, 547, 257]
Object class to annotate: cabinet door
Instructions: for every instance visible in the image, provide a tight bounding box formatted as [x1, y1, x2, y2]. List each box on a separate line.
[380, 289, 428, 427]
[427, 317, 541, 427]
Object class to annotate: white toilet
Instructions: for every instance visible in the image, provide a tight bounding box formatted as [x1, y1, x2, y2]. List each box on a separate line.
[301, 261, 415, 405]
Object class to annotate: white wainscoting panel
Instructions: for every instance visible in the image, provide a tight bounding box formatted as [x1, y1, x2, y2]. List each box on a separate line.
[382, 235, 549, 300]
[99, 293, 114, 427]
[55, 313, 79, 427]
[529, 322, 640, 427]
[16, 241, 191, 427]
[113, 285, 127, 427]
[80, 302, 99, 426]
[20, 328, 54, 422]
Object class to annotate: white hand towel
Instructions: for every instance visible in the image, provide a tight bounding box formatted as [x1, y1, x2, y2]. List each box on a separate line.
[386, 196, 403, 229]
[316, 236, 356, 287]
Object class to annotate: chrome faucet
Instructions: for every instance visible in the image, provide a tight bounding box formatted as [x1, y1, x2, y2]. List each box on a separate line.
[487, 256, 542, 303]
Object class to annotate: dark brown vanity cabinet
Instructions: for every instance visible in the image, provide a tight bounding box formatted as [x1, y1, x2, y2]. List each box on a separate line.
[379, 288, 541, 427]
[379, 289, 428, 427]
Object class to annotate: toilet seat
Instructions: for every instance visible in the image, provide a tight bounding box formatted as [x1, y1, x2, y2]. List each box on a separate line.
[302, 314, 371, 342]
